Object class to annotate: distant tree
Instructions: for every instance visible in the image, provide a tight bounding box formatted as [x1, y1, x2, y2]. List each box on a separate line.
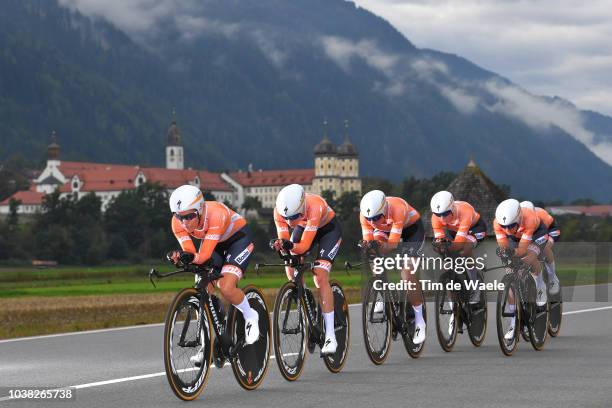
[243, 196, 262, 212]
[321, 190, 337, 208]
[362, 177, 394, 196]
[570, 198, 598, 206]
[104, 182, 173, 259]
[8, 198, 21, 228]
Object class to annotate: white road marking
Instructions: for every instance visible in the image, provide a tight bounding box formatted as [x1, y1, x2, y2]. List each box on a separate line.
[562, 305, 612, 315]
[1, 303, 611, 401]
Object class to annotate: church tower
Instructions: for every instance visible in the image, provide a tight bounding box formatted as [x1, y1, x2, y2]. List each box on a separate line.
[313, 119, 340, 195]
[166, 110, 184, 170]
[336, 120, 360, 194]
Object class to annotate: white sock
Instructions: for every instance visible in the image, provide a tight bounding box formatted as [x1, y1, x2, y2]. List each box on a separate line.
[413, 304, 425, 325]
[545, 261, 557, 280]
[505, 303, 516, 314]
[323, 311, 336, 340]
[536, 272, 545, 288]
[234, 296, 258, 321]
[446, 301, 454, 312]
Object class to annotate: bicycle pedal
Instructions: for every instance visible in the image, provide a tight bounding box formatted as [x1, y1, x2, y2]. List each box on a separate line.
[391, 328, 399, 341]
[307, 337, 316, 354]
[213, 343, 226, 369]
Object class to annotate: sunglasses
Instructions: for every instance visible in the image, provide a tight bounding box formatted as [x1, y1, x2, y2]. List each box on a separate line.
[365, 213, 384, 222]
[434, 210, 452, 218]
[282, 213, 302, 221]
[502, 222, 518, 230]
[175, 212, 199, 222]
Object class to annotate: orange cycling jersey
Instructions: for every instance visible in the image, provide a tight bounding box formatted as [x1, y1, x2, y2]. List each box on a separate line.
[360, 197, 420, 248]
[535, 207, 554, 229]
[493, 207, 541, 254]
[431, 201, 480, 243]
[274, 193, 335, 255]
[172, 201, 247, 264]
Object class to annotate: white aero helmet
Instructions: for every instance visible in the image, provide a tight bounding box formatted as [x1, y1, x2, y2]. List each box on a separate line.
[520, 200, 535, 210]
[496, 198, 522, 227]
[170, 185, 205, 214]
[360, 190, 387, 219]
[276, 184, 305, 219]
[431, 191, 454, 215]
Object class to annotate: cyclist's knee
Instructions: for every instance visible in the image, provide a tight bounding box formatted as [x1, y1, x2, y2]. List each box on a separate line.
[313, 260, 332, 288]
[217, 272, 240, 296]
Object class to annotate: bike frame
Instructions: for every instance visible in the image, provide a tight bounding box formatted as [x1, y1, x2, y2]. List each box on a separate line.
[150, 265, 236, 359]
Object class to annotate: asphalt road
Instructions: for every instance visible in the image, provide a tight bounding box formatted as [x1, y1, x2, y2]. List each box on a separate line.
[1, 284, 612, 408]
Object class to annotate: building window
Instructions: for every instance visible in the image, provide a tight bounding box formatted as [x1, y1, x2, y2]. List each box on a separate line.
[72, 181, 78, 189]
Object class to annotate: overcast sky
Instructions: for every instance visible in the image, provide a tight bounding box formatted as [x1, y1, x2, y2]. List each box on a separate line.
[354, 0, 612, 117]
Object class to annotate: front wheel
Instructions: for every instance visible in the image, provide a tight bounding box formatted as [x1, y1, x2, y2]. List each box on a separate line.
[545, 274, 563, 337]
[164, 288, 213, 401]
[323, 281, 350, 373]
[435, 271, 458, 352]
[228, 285, 272, 390]
[362, 277, 391, 365]
[496, 275, 519, 356]
[524, 275, 549, 351]
[273, 281, 307, 382]
[402, 285, 427, 358]
[467, 270, 488, 347]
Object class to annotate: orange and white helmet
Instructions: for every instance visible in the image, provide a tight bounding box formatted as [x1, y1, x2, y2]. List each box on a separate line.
[169, 185, 205, 214]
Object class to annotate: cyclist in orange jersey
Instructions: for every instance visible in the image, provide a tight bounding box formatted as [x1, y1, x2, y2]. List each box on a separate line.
[167, 185, 260, 365]
[495, 199, 552, 340]
[359, 190, 426, 344]
[272, 184, 342, 355]
[520, 201, 560, 294]
[430, 191, 487, 303]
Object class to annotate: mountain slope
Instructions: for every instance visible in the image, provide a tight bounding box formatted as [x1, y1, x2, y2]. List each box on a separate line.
[0, 0, 611, 201]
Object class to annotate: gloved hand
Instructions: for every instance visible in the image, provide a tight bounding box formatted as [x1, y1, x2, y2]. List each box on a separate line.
[272, 238, 294, 252]
[166, 250, 195, 266]
[496, 246, 514, 263]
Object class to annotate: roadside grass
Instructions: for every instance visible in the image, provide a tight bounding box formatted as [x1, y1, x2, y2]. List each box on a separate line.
[0, 263, 608, 298]
[0, 262, 608, 339]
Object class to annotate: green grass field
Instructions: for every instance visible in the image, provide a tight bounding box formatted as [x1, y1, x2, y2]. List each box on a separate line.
[0, 262, 608, 298]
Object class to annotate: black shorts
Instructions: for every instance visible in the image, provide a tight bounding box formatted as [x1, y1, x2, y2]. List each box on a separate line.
[399, 218, 425, 256]
[208, 226, 254, 278]
[446, 217, 487, 245]
[290, 216, 342, 263]
[507, 222, 549, 259]
[548, 221, 561, 242]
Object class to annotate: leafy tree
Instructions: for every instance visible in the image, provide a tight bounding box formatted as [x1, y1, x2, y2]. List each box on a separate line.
[8, 198, 21, 228]
[243, 196, 262, 212]
[104, 182, 173, 259]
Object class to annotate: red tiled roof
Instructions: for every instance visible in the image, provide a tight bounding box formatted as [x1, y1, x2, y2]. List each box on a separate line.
[547, 205, 612, 217]
[54, 162, 233, 192]
[582, 205, 612, 216]
[229, 169, 314, 187]
[198, 171, 233, 191]
[0, 190, 45, 206]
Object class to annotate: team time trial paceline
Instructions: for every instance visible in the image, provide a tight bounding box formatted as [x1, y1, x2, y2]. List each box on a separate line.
[370, 254, 505, 291]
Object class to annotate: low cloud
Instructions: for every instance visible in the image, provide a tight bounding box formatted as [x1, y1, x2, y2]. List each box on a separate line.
[439, 86, 479, 114]
[321, 36, 404, 95]
[484, 79, 612, 164]
[354, 0, 612, 116]
[253, 30, 287, 69]
[59, 0, 238, 44]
